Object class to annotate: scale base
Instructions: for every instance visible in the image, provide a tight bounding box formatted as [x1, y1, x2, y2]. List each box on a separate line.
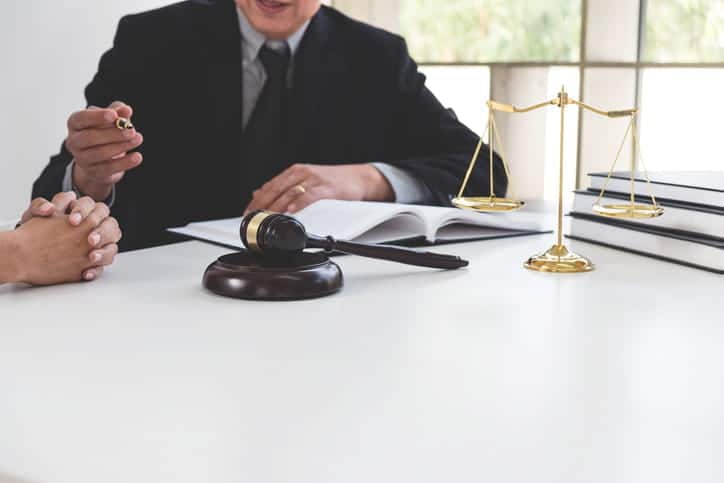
[524, 244, 594, 273]
[452, 196, 525, 212]
[593, 203, 664, 219]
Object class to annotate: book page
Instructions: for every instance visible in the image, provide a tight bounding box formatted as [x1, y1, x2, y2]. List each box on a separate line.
[407, 203, 552, 241]
[169, 217, 244, 249]
[293, 200, 425, 240]
[353, 214, 426, 244]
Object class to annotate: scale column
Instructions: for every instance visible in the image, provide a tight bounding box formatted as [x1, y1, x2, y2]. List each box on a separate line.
[557, 87, 567, 249]
[523, 86, 593, 273]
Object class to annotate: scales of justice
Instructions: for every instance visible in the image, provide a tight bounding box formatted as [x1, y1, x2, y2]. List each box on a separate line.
[453, 86, 664, 273]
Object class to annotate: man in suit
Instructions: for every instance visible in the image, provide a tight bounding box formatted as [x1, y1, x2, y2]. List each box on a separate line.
[33, 0, 505, 251]
[0, 193, 121, 285]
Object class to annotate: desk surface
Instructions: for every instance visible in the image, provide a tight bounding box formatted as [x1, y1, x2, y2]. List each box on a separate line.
[1, 236, 723, 483]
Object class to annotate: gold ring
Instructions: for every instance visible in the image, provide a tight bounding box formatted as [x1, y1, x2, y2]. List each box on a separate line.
[294, 184, 306, 195]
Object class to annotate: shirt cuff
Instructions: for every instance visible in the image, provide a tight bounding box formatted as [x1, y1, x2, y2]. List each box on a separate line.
[372, 163, 433, 204]
[63, 160, 116, 207]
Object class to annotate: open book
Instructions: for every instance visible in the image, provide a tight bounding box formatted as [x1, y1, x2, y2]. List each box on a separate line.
[168, 200, 551, 249]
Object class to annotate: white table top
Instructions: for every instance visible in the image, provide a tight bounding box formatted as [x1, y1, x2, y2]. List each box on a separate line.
[1, 236, 722, 483]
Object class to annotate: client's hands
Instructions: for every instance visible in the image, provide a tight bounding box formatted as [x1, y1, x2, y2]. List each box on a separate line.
[244, 164, 394, 215]
[13, 193, 122, 285]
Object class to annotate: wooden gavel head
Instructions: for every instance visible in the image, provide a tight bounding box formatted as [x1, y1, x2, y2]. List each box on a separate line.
[240, 210, 309, 256]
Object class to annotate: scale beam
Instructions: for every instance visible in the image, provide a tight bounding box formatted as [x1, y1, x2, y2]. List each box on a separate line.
[488, 97, 637, 118]
[568, 99, 637, 118]
[488, 99, 557, 113]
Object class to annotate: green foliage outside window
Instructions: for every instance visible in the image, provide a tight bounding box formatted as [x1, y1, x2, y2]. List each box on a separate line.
[645, 0, 724, 62]
[400, 0, 581, 63]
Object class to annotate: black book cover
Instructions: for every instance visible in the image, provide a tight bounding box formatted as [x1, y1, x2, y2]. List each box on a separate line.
[577, 189, 724, 216]
[588, 171, 724, 193]
[567, 212, 723, 274]
[569, 212, 724, 247]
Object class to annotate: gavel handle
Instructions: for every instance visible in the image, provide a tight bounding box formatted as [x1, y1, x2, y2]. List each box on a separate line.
[306, 235, 469, 270]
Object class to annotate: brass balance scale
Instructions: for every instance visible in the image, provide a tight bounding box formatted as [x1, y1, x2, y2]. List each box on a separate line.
[453, 86, 664, 273]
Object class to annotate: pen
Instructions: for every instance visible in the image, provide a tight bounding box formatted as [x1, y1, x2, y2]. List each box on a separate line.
[115, 117, 134, 130]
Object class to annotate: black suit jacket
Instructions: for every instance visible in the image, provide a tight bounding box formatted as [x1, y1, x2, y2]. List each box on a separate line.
[33, 0, 505, 251]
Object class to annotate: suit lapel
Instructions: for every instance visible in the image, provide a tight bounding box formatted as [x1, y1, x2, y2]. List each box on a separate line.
[289, 7, 345, 161]
[198, 0, 243, 142]
[194, 0, 245, 211]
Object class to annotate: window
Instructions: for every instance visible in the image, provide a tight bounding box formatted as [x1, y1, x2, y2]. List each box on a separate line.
[639, 68, 724, 171]
[644, 0, 724, 62]
[401, 0, 582, 62]
[418, 66, 490, 136]
[331, 0, 724, 200]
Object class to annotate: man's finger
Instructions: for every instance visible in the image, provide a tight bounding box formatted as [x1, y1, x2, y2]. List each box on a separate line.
[105, 171, 127, 186]
[74, 134, 143, 165]
[88, 243, 119, 267]
[245, 168, 310, 214]
[68, 109, 118, 131]
[285, 193, 321, 213]
[85, 152, 143, 180]
[88, 217, 122, 248]
[68, 196, 98, 226]
[267, 183, 318, 213]
[286, 186, 332, 213]
[66, 126, 136, 153]
[109, 101, 133, 120]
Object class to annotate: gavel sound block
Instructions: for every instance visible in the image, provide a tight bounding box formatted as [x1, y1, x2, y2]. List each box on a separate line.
[203, 251, 343, 301]
[203, 210, 468, 301]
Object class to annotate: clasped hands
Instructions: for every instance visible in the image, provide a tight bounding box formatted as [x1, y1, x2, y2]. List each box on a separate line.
[14, 192, 121, 285]
[65, 102, 394, 217]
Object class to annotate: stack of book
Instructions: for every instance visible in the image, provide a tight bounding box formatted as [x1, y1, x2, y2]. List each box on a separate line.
[568, 171, 724, 274]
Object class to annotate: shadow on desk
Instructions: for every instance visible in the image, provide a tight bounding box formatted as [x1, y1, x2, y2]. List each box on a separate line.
[0, 282, 37, 296]
[0, 472, 36, 483]
[342, 264, 469, 293]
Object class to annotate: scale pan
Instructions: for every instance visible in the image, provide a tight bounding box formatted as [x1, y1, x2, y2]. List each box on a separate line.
[452, 197, 525, 213]
[593, 203, 664, 219]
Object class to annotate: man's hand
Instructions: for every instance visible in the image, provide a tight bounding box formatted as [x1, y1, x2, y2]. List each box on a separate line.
[64, 101, 144, 201]
[244, 164, 394, 215]
[15, 193, 122, 284]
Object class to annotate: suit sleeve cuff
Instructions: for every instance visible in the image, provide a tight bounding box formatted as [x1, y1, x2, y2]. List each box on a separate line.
[372, 162, 433, 204]
[63, 160, 116, 207]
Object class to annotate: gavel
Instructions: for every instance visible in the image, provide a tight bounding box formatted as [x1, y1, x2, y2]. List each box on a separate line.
[240, 210, 469, 270]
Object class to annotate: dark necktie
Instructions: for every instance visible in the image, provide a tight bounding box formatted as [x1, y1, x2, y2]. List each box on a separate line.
[242, 43, 292, 194]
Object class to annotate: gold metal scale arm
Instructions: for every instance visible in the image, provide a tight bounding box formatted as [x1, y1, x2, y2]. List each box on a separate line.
[488, 96, 637, 118]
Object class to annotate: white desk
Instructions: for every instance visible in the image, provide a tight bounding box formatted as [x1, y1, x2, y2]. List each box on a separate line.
[1, 236, 722, 483]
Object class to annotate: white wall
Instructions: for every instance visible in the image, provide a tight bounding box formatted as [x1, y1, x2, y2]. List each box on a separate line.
[0, 1, 171, 222]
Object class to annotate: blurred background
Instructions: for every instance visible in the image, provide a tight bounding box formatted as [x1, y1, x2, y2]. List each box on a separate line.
[1, 0, 723, 223]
